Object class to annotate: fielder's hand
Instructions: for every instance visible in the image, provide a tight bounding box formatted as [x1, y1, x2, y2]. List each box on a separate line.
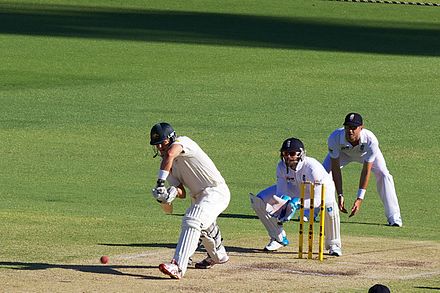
[338, 195, 348, 214]
[349, 198, 363, 218]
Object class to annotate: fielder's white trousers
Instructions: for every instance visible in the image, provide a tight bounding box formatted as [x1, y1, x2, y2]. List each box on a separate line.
[323, 151, 402, 225]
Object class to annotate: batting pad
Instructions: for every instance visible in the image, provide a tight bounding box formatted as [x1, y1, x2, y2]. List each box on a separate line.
[250, 193, 285, 242]
[174, 204, 204, 275]
[200, 222, 227, 263]
[324, 201, 341, 250]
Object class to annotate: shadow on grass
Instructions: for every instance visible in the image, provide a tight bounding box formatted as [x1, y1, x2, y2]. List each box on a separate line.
[99, 242, 277, 255]
[0, 3, 439, 56]
[0, 261, 163, 279]
[164, 213, 258, 220]
[100, 242, 177, 249]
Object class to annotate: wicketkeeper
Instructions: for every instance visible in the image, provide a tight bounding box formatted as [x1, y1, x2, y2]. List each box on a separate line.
[250, 137, 342, 256]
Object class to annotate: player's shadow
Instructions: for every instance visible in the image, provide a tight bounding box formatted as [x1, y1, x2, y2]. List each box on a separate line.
[289, 218, 387, 227]
[99, 242, 282, 255]
[169, 213, 258, 220]
[339, 220, 389, 227]
[0, 261, 163, 279]
[219, 213, 258, 220]
[414, 286, 440, 290]
[99, 243, 177, 249]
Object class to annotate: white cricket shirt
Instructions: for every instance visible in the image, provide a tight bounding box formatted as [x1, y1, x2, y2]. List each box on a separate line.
[276, 156, 335, 205]
[167, 136, 225, 196]
[327, 128, 379, 164]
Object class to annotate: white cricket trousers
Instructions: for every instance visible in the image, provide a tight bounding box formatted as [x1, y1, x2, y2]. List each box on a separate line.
[256, 184, 341, 250]
[323, 151, 402, 226]
[174, 183, 230, 276]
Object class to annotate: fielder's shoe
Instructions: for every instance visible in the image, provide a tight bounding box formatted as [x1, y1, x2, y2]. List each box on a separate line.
[264, 236, 289, 251]
[159, 259, 182, 279]
[329, 246, 342, 257]
[388, 215, 402, 227]
[195, 254, 229, 269]
[388, 221, 402, 227]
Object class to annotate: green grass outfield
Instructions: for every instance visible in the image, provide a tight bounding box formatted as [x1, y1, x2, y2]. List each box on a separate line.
[1, 0, 439, 291]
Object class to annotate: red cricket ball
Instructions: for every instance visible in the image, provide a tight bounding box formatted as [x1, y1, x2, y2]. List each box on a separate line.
[100, 255, 109, 264]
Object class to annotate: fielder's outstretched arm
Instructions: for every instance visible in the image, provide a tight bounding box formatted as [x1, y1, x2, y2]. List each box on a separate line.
[349, 161, 373, 217]
[330, 157, 347, 214]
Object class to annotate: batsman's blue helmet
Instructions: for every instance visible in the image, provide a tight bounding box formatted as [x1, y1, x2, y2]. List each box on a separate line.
[150, 122, 176, 145]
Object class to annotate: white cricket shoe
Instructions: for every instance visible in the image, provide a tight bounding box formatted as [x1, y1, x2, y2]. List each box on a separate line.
[159, 259, 182, 279]
[264, 237, 289, 251]
[388, 221, 402, 227]
[195, 254, 229, 269]
[388, 215, 402, 227]
[329, 246, 342, 257]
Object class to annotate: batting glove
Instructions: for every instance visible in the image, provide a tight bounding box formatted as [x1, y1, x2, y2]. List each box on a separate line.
[152, 179, 168, 203]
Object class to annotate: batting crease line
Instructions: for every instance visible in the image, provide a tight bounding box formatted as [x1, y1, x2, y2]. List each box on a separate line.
[328, 0, 440, 6]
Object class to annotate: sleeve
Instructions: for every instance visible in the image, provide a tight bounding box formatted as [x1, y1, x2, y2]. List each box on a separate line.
[171, 136, 195, 158]
[276, 162, 290, 196]
[327, 132, 340, 159]
[167, 173, 181, 187]
[364, 139, 379, 163]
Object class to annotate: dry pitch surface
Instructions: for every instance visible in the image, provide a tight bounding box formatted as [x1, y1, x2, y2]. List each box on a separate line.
[1, 236, 439, 292]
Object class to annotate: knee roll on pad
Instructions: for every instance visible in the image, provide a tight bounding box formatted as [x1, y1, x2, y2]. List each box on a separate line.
[201, 222, 222, 249]
[200, 221, 226, 263]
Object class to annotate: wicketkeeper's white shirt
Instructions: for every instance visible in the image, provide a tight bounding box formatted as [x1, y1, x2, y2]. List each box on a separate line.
[276, 156, 335, 206]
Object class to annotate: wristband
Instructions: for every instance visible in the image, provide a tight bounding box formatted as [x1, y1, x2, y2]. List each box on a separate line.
[158, 169, 169, 181]
[338, 193, 344, 198]
[357, 189, 366, 200]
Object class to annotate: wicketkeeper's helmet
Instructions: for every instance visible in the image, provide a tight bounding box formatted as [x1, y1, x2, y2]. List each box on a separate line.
[280, 137, 306, 161]
[150, 122, 176, 145]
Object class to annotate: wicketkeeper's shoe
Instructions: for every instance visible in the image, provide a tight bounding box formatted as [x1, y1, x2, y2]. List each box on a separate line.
[329, 246, 342, 257]
[264, 236, 289, 251]
[159, 259, 182, 279]
[195, 254, 229, 269]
